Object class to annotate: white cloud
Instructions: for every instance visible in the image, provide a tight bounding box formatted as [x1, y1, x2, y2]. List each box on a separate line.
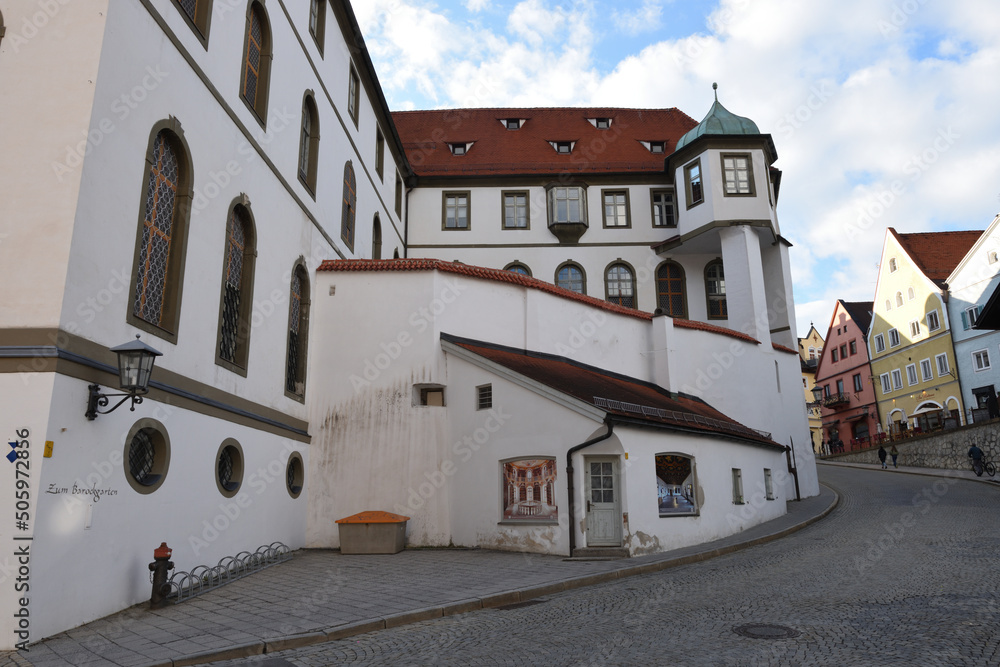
[612, 0, 664, 35]
[465, 0, 490, 11]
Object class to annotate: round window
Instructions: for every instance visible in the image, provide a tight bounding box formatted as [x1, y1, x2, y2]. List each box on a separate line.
[123, 420, 170, 494]
[286, 452, 304, 499]
[215, 439, 244, 497]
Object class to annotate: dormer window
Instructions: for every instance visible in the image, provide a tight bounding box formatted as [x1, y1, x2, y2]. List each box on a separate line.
[550, 141, 574, 154]
[649, 141, 665, 154]
[595, 118, 611, 129]
[503, 119, 522, 130]
[449, 142, 471, 156]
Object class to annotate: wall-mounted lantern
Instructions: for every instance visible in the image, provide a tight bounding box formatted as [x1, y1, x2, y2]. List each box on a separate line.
[86, 335, 162, 420]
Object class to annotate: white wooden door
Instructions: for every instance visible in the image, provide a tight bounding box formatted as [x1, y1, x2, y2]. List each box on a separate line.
[585, 456, 622, 546]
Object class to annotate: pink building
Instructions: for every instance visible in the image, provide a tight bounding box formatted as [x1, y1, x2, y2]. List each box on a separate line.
[814, 301, 880, 452]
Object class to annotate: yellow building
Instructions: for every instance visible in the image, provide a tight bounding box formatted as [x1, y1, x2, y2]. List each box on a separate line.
[868, 229, 980, 434]
[797, 325, 824, 452]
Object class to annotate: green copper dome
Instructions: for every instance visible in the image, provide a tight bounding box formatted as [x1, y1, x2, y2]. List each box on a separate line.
[675, 83, 760, 151]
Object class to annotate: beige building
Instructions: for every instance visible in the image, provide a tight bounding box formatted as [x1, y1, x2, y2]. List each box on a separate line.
[798, 325, 824, 452]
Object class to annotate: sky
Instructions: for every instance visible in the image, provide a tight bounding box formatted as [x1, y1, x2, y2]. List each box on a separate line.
[352, 0, 1000, 339]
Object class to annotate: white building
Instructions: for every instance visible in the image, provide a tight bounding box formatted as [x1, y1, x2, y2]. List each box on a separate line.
[0, 0, 815, 650]
[946, 214, 1000, 421]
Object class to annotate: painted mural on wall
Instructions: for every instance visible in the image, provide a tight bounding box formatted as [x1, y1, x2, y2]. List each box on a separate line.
[656, 454, 697, 515]
[502, 458, 557, 521]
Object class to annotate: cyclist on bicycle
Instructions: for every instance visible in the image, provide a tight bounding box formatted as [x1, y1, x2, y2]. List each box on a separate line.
[969, 444, 984, 463]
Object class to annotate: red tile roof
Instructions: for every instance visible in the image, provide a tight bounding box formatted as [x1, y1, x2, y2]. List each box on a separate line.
[890, 229, 981, 286]
[391, 108, 698, 177]
[317, 259, 763, 345]
[444, 335, 781, 448]
[772, 343, 798, 355]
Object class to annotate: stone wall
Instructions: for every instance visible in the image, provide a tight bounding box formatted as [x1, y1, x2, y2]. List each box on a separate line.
[822, 421, 1000, 471]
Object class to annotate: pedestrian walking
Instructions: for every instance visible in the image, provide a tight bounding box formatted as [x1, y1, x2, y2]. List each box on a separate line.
[890, 444, 898, 468]
[878, 444, 888, 469]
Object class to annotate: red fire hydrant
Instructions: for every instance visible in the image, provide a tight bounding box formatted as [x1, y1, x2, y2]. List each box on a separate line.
[148, 542, 174, 608]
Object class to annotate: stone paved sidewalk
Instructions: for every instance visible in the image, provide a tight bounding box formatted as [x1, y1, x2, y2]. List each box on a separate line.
[1, 486, 840, 667]
[819, 458, 1000, 484]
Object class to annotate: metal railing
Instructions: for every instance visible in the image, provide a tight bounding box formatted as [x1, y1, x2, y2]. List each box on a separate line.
[165, 542, 292, 603]
[593, 396, 771, 441]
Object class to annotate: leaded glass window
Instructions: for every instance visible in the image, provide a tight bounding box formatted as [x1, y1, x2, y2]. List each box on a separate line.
[219, 206, 250, 364]
[133, 131, 179, 327]
[556, 264, 584, 294]
[606, 264, 635, 308]
[706, 260, 727, 319]
[341, 162, 357, 249]
[657, 261, 686, 317]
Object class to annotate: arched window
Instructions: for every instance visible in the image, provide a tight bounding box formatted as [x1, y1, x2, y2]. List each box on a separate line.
[298, 93, 320, 195]
[705, 260, 727, 319]
[885, 299, 892, 311]
[504, 262, 531, 277]
[285, 263, 310, 400]
[907, 287, 915, 301]
[128, 123, 193, 341]
[217, 199, 256, 372]
[341, 162, 357, 251]
[174, 0, 213, 45]
[555, 262, 585, 294]
[895, 291, 904, 307]
[605, 262, 636, 308]
[240, 2, 272, 125]
[656, 261, 686, 317]
[372, 214, 382, 260]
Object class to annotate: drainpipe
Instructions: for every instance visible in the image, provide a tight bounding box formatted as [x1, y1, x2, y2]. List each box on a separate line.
[566, 420, 614, 555]
[785, 439, 801, 501]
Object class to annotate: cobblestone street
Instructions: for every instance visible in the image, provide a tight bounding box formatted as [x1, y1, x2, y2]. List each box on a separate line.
[218, 465, 1000, 666]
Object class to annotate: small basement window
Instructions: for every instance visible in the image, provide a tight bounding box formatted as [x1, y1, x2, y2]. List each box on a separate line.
[477, 384, 493, 410]
[414, 384, 445, 406]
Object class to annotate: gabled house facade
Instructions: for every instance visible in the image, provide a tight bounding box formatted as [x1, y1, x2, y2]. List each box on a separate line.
[797, 325, 824, 452]
[814, 300, 878, 451]
[946, 214, 1000, 422]
[868, 229, 979, 434]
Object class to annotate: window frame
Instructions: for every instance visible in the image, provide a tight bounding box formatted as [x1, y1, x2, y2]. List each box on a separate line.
[963, 305, 981, 330]
[341, 161, 357, 250]
[371, 214, 382, 260]
[214, 438, 245, 498]
[920, 358, 933, 381]
[889, 257, 898, 273]
[442, 191, 471, 230]
[476, 384, 493, 410]
[874, 333, 886, 353]
[853, 374, 864, 392]
[604, 261, 637, 309]
[555, 261, 586, 295]
[880, 373, 891, 394]
[126, 121, 194, 344]
[888, 328, 900, 348]
[705, 259, 727, 320]
[504, 262, 531, 277]
[501, 190, 530, 230]
[650, 189, 676, 228]
[655, 260, 687, 318]
[832, 349, 838, 362]
[173, 0, 214, 47]
[123, 419, 171, 495]
[720, 152, 755, 196]
[850, 340, 857, 355]
[297, 92, 320, 197]
[935, 353, 950, 377]
[214, 196, 258, 375]
[732, 468, 744, 505]
[906, 363, 918, 386]
[684, 159, 704, 208]
[395, 173, 403, 218]
[308, 0, 326, 56]
[909, 319, 921, 338]
[601, 189, 631, 228]
[547, 185, 588, 226]
[926, 310, 941, 332]
[895, 291, 904, 307]
[764, 469, 774, 501]
[239, 1, 273, 128]
[347, 63, 360, 127]
[284, 261, 311, 401]
[375, 127, 385, 180]
[973, 349, 991, 372]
